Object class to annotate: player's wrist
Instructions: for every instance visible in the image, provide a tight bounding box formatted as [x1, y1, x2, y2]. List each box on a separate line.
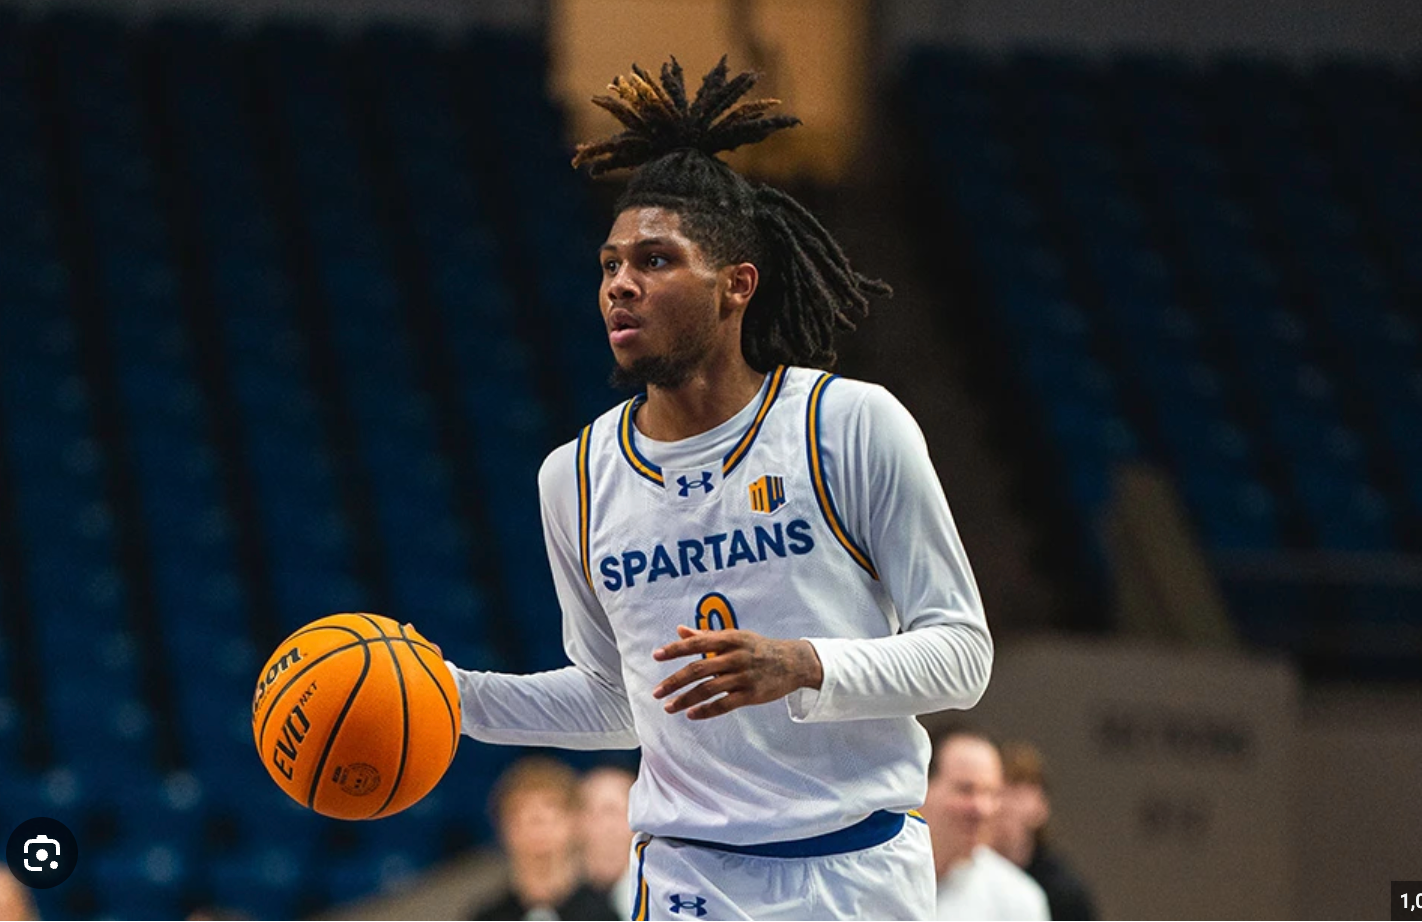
[795, 639, 824, 690]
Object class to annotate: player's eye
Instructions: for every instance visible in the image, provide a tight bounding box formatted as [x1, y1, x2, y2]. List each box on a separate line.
[602, 258, 619, 274]
[648, 253, 673, 269]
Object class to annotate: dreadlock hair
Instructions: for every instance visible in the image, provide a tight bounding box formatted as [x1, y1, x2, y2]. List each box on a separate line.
[572, 56, 892, 372]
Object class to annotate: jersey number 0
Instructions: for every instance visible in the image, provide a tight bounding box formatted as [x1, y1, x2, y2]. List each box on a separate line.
[695, 592, 739, 659]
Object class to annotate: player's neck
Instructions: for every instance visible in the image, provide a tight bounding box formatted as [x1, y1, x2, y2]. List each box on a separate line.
[638, 357, 765, 442]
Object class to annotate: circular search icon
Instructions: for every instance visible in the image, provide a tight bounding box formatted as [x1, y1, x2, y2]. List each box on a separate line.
[6, 817, 78, 888]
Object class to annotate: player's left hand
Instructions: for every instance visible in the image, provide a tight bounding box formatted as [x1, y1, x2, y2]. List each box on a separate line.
[652, 625, 823, 720]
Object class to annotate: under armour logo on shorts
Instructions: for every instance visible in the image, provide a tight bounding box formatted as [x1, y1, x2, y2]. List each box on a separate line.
[676, 472, 714, 496]
[668, 893, 708, 916]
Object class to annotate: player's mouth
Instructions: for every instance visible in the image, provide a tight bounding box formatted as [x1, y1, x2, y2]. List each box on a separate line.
[608, 308, 642, 346]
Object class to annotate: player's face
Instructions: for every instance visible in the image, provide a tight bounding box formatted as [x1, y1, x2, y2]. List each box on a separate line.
[598, 206, 727, 390]
[924, 737, 1003, 848]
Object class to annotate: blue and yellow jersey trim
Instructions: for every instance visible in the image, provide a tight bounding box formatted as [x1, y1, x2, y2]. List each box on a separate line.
[576, 423, 594, 590]
[806, 373, 879, 580]
[632, 837, 651, 921]
[722, 365, 787, 476]
[615, 366, 788, 488]
[618, 397, 664, 486]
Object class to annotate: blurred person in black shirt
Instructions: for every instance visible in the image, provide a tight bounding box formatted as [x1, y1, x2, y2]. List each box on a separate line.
[989, 742, 1098, 921]
[471, 756, 617, 921]
[578, 764, 637, 920]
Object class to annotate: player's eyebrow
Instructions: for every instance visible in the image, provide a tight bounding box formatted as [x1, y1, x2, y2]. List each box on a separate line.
[600, 236, 675, 254]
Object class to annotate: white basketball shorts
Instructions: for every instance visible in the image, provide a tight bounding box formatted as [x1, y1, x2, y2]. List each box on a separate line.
[624, 810, 934, 921]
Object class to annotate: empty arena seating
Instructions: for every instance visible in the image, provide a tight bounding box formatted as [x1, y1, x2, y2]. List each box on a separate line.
[0, 12, 605, 918]
[6, 10, 1421, 915]
[903, 48, 1422, 677]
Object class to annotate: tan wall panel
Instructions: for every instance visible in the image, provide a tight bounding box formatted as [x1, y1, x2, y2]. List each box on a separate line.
[940, 638, 1299, 920]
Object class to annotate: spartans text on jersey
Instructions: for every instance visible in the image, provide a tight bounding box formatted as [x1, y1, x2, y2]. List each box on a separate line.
[599, 519, 815, 591]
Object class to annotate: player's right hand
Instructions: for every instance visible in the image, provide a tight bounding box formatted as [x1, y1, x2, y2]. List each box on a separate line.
[651, 625, 824, 720]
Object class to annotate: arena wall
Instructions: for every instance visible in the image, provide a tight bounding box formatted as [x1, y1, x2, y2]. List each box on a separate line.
[954, 638, 1422, 920]
[883, 0, 1422, 61]
[7, 0, 1420, 61]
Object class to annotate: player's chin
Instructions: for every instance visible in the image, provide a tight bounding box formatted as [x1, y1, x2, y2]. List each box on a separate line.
[608, 342, 642, 367]
[609, 353, 651, 392]
[607, 337, 649, 372]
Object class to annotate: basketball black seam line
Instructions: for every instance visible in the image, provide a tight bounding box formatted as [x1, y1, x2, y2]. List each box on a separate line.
[307, 640, 373, 812]
[255, 627, 367, 744]
[254, 627, 443, 744]
[271, 618, 380, 656]
[359, 613, 410, 819]
[277, 620, 366, 647]
[256, 629, 415, 742]
[399, 623, 460, 767]
[273, 617, 443, 659]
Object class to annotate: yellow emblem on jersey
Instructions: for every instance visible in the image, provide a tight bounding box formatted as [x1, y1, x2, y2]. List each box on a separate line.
[748, 474, 786, 514]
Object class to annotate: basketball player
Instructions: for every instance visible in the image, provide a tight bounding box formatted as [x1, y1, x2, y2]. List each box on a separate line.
[443, 58, 992, 921]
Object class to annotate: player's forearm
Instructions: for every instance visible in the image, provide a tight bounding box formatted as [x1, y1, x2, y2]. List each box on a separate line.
[787, 622, 993, 723]
[446, 663, 639, 750]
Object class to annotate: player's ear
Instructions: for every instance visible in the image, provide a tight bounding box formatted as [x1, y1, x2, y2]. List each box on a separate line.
[721, 262, 758, 315]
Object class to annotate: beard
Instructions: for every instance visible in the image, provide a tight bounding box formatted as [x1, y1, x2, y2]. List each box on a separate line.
[609, 353, 699, 391]
[608, 321, 717, 392]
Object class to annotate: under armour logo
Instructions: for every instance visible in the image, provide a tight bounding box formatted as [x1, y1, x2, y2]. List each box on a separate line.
[668, 894, 708, 916]
[676, 472, 714, 496]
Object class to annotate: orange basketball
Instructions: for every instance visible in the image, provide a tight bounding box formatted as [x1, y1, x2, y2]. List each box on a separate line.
[252, 613, 460, 820]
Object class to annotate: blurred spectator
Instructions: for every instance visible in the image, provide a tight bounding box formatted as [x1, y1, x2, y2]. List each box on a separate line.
[579, 765, 636, 920]
[471, 756, 617, 921]
[990, 742, 1098, 921]
[921, 727, 1050, 921]
[0, 871, 37, 920]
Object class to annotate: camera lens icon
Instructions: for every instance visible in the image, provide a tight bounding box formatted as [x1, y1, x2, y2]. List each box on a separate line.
[22, 835, 60, 872]
[6, 818, 77, 888]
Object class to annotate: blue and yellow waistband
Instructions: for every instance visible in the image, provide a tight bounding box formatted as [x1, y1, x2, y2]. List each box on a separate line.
[669, 809, 915, 859]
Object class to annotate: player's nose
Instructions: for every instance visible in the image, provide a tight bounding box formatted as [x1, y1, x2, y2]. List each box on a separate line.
[605, 265, 640, 301]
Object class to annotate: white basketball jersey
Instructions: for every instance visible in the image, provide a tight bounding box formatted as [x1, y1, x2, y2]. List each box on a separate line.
[574, 366, 930, 844]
